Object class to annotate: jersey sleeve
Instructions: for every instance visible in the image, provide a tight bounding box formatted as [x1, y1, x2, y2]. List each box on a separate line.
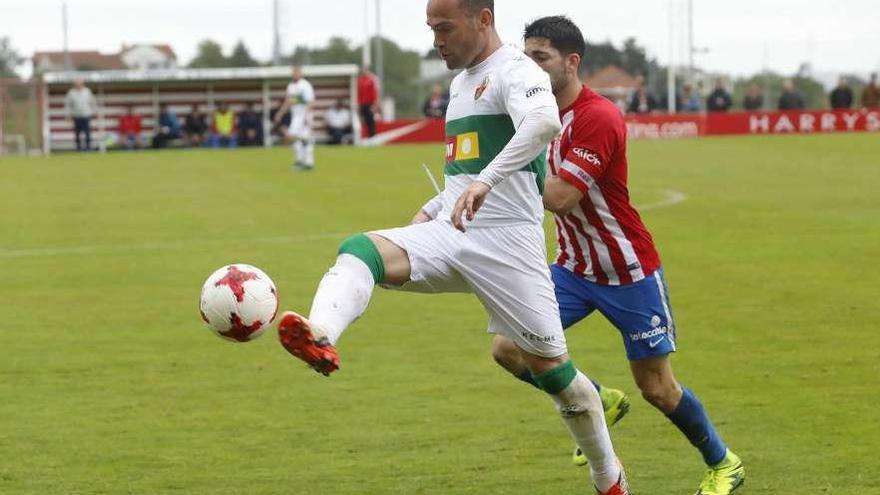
[303, 82, 316, 104]
[556, 113, 621, 193]
[501, 57, 557, 128]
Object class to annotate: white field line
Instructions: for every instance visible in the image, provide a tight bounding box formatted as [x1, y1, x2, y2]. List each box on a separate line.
[1, 191, 686, 259]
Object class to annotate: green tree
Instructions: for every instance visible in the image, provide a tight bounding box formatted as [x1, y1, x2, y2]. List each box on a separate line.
[227, 40, 260, 67]
[188, 40, 228, 68]
[0, 36, 24, 78]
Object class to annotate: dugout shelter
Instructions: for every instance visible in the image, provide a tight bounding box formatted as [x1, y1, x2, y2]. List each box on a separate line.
[40, 64, 360, 153]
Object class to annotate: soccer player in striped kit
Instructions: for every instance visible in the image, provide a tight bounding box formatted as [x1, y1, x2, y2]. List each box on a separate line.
[488, 16, 745, 495]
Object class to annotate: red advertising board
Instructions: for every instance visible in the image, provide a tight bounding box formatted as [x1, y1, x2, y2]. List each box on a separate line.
[367, 109, 880, 144]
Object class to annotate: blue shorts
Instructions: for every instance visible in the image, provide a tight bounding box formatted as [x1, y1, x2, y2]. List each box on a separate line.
[551, 264, 677, 361]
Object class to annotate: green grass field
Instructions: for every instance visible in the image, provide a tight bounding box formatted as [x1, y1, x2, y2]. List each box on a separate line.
[1, 134, 878, 494]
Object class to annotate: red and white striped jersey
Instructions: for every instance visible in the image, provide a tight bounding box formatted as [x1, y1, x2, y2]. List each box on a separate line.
[548, 85, 661, 285]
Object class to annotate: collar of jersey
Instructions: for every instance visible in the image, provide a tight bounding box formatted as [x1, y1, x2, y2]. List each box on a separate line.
[465, 45, 509, 75]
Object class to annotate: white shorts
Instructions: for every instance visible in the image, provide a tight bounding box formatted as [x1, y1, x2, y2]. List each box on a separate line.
[287, 113, 312, 140]
[371, 220, 566, 358]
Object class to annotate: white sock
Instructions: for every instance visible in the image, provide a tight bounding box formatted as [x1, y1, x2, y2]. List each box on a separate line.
[551, 371, 620, 492]
[304, 140, 315, 166]
[307, 254, 375, 345]
[293, 141, 303, 163]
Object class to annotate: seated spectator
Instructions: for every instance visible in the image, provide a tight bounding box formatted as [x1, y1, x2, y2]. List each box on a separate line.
[628, 76, 657, 114]
[152, 104, 181, 149]
[237, 103, 262, 147]
[270, 102, 291, 144]
[860, 73, 878, 108]
[324, 99, 353, 145]
[742, 84, 765, 111]
[184, 105, 208, 147]
[830, 77, 854, 109]
[778, 80, 805, 110]
[118, 105, 142, 150]
[209, 102, 238, 148]
[706, 79, 733, 112]
[423, 84, 449, 118]
[680, 83, 700, 112]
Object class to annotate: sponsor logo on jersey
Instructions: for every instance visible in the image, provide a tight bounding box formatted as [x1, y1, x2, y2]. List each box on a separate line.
[446, 132, 480, 162]
[474, 77, 491, 100]
[525, 86, 549, 98]
[571, 147, 602, 167]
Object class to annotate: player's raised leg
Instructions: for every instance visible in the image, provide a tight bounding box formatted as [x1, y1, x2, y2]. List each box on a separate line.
[277, 233, 409, 375]
[630, 356, 744, 495]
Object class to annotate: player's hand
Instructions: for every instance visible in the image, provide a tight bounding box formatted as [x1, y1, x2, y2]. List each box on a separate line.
[450, 181, 491, 232]
[411, 209, 433, 225]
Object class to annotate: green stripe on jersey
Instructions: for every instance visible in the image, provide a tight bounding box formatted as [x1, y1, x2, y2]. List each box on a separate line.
[444, 113, 546, 193]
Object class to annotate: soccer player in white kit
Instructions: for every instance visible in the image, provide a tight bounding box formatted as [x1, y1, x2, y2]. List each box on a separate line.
[273, 65, 316, 171]
[274, 1, 628, 493]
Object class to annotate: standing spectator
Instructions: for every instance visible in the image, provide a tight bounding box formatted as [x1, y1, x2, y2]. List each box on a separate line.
[778, 79, 805, 110]
[706, 78, 733, 112]
[829, 77, 854, 109]
[117, 105, 142, 150]
[237, 103, 262, 147]
[184, 105, 208, 147]
[742, 83, 765, 111]
[628, 76, 657, 114]
[357, 65, 380, 137]
[861, 73, 879, 108]
[324, 99, 353, 145]
[209, 102, 238, 148]
[64, 78, 97, 151]
[152, 104, 181, 149]
[680, 83, 700, 112]
[422, 83, 449, 118]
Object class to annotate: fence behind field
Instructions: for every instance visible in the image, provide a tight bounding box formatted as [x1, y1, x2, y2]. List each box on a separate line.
[0, 79, 42, 155]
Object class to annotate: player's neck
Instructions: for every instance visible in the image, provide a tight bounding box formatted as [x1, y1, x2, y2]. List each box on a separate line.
[556, 80, 583, 111]
[468, 32, 503, 69]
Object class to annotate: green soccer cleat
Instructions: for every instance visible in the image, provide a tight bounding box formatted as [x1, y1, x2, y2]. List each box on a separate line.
[695, 449, 745, 495]
[572, 387, 631, 467]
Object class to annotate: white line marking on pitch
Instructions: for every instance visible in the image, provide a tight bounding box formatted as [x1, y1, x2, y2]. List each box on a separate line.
[0, 190, 686, 259]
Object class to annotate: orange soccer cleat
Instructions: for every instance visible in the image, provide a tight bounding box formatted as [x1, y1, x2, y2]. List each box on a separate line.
[276, 311, 340, 376]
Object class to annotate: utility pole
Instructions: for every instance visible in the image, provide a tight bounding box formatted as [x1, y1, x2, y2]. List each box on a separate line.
[362, 0, 371, 68]
[687, 0, 694, 81]
[62, 2, 72, 71]
[272, 0, 281, 65]
[667, 0, 677, 113]
[375, 0, 385, 94]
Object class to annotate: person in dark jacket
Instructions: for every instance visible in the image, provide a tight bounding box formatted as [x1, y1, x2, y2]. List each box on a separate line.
[628, 76, 658, 114]
[237, 103, 263, 147]
[743, 83, 765, 111]
[778, 80, 806, 110]
[829, 77, 854, 109]
[152, 104, 181, 149]
[706, 79, 733, 112]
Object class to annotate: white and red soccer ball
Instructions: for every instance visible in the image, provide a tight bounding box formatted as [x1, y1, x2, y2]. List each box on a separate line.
[199, 264, 279, 342]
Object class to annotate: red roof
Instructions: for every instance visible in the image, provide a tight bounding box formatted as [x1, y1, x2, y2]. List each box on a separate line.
[33, 50, 126, 71]
[584, 65, 639, 90]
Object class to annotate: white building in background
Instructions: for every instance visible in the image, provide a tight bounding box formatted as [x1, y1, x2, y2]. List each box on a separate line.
[119, 44, 178, 71]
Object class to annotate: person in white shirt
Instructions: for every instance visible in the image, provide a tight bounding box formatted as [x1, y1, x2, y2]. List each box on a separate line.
[272, 65, 316, 171]
[324, 99, 353, 145]
[64, 78, 98, 151]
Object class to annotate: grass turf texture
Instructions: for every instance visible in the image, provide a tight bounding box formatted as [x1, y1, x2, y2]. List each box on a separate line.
[1, 134, 878, 494]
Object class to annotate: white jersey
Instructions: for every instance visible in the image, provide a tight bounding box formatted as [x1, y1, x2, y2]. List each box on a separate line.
[439, 45, 557, 228]
[286, 79, 315, 118]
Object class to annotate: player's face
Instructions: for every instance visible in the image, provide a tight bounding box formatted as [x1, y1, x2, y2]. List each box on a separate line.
[427, 0, 484, 70]
[525, 37, 574, 95]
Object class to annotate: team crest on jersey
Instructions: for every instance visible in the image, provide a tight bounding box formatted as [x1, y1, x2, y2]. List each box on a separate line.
[446, 132, 480, 161]
[474, 77, 491, 100]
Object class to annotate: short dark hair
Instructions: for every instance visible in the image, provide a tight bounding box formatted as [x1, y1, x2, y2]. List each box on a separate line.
[460, 0, 493, 16]
[523, 16, 586, 58]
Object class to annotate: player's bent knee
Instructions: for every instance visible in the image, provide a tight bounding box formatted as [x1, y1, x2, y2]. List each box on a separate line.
[338, 234, 385, 284]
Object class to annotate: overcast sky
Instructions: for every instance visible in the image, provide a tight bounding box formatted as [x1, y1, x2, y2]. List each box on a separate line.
[4, 0, 879, 79]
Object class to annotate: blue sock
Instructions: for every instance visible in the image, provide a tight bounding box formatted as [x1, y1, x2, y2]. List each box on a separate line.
[666, 387, 728, 466]
[516, 370, 602, 393]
